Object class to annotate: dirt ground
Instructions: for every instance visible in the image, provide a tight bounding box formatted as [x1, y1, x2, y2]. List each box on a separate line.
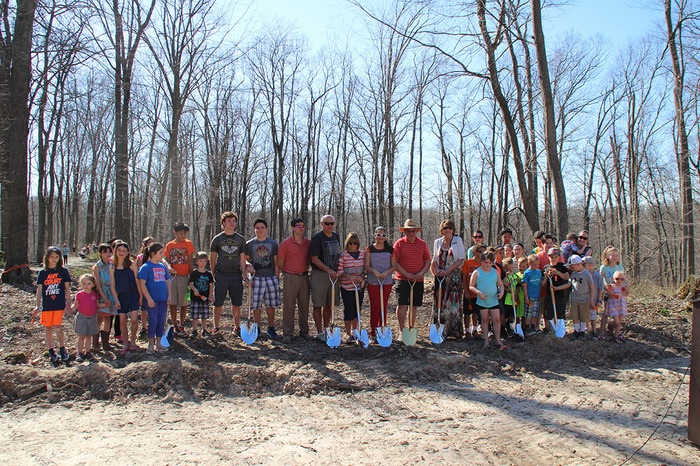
[0, 258, 698, 464]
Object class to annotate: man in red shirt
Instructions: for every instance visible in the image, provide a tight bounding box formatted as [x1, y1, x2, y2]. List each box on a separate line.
[393, 219, 431, 331]
[278, 217, 311, 343]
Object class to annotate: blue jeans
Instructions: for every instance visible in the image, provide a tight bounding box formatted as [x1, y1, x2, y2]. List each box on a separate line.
[147, 301, 168, 338]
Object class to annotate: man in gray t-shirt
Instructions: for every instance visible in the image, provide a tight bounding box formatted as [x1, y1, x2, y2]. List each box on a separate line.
[243, 218, 281, 339]
[210, 211, 247, 334]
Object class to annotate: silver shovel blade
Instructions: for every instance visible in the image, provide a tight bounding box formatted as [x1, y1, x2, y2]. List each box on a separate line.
[376, 327, 393, 347]
[554, 319, 567, 338]
[515, 323, 525, 338]
[241, 322, 258, 345]
[326, 327, 341, 348]
[429, 323, 444, 344]
[356, 329, 370, 348]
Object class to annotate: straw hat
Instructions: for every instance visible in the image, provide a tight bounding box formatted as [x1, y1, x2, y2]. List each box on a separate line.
[399, 219, 422, 231]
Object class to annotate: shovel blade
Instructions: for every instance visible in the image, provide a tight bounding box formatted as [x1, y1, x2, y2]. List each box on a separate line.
[555, 319, 566, 338]
[358, 329, 370, 348]
[240, 322, 258, 345]
[515, 323, 525, 339]
[402, 327, 418, 346]
[326, 327, 341, 348]
[429, 323, 445, 344]
[375, 327, 393, 347]
[160, 325, 172, 347]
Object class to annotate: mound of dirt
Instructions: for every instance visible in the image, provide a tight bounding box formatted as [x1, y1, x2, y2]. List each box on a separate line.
[0, 276, 692, 408]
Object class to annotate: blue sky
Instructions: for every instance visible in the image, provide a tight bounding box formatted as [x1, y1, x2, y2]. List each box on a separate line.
[248, 0, 661, 53]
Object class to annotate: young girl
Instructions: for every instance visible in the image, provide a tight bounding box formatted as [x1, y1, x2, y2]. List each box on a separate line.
[138, 242, 171, 354]
[605, 271, 629, 342]
[337, 232, 365, 343]
[136, 236, 155, 337]
[92, 243, 115, 351]
[110, 241, 142, 353]
[33, 246, 72, 364]
[71, 274, 103, 362]
[469, 252, 505, 348]
[599, 246, 624, 337]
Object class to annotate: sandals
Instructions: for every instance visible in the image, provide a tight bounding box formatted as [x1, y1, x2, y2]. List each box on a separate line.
[128, 343, 139, 351]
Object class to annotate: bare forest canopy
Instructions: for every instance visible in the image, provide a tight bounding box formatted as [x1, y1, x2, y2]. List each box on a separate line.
[0, 0, 699, 287]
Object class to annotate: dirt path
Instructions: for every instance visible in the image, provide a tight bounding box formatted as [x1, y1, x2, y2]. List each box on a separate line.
[1, 356, 693, 465]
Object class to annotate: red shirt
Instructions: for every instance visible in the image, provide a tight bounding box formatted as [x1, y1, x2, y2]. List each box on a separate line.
[392, 237, 431, 281]
[164, 239, 195, 276]
[278, 236, 310, 274]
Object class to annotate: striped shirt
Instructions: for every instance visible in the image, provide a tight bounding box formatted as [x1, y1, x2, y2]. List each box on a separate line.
[337, 250, 365, 291]
[392, 237, 431, 282]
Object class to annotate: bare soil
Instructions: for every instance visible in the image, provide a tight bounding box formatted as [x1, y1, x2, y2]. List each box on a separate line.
[0, 259, 697, 464]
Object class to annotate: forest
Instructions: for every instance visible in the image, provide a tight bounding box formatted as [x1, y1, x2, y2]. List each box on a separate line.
[0, 0, 698, 286]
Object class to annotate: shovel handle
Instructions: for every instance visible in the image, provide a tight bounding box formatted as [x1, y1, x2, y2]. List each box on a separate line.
[378, 275, 386, 328]
[548, 276, 557, 324]
[329, 275, 338, 323]
[408, 280, 415, 330]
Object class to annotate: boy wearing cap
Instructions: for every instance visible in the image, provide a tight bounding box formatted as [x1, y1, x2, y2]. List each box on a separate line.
[584, 256, 605, 339]
[567, 255, 595, 339]
[164, 222, 195, 333]
[543, 247, 570, 333]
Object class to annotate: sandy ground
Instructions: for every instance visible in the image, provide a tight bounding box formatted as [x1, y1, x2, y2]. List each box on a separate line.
[0, 356, 694, 465]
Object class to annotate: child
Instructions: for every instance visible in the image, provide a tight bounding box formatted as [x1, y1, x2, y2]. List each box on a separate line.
[71, 274, 103, 362]
[164, 222, 195, 333]
[469, 252, 505, 348]
[584, 256, 604, 339]
[513, 243, 526, 262]
[522, 254, 543, 335]
[543, 248, 570, 333]
[466, 230, 484, 259]
[188, 251, 214, 337]
[92, 243, 115, 351]
[502, 257, 520, 336]
[33, 246, 72, 364]
[337, 232, 366, 343]
[605, 271, 629, 342]
[243, 218, 282, 340]
[514, 257, 528, 329]
[136, 236, 155, 337]
[567, 255, 595, 338]
[110, 241, 141, 353]
[599, 246, 624, 337]
[462, 245, 485, 338]
[138, 242, 172, 354]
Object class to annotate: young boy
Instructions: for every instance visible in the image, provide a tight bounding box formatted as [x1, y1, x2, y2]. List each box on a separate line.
[462, 245, 485, 338]
[243, 218, 282, 340]
[543, 247, 570, 333]
[164, 222, 195, 333]
[188, 251, 214, 337]
[502, 257, 520, 337]
[522, 254, 543, 335]
[567, 255, 596, 339]
[584, 256, 605, 339]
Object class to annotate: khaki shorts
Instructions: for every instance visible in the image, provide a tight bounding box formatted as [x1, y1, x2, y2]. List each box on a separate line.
[171, 275, 190, 307]
[570, 301, 590, 323]
[310, 269, 340, 307]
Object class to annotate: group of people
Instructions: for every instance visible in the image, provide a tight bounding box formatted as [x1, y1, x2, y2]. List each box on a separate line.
[32, 213, 629, 364]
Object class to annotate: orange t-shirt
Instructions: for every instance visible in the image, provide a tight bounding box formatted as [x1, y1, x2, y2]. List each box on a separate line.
[164, 239, 195, 276]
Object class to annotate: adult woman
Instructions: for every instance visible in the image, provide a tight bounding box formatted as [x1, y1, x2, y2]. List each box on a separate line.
[364, 226, 396, 339]
[337, 232, 366, 343]
[467, 230, 484, 259]
[430, 219, 466, 338]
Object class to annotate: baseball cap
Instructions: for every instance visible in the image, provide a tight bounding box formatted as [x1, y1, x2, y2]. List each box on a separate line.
[582, 256, 595, 265]
[566, 255, 583, 266]
[547, 247, 560, 256]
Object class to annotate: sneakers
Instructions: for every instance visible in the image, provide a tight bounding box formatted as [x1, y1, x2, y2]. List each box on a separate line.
[282, 335, 293, 343]
[85, 352, 95, 361]
[316, 332, 326, 342]
[202, 329, 211, 338]
[191, 330, 198, 338]
[267, 327, 280, 340]
[212, 327, 221, 335]
[75, 353, 85, 363]
[59, 347, 69, 361]
[48, 348, 59, 363]
[300, 333, 313, 341]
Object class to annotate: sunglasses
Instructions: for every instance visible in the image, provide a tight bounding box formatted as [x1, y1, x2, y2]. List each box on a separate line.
[473, 235, 483, 239]
[295, 224, 305, 228]
[323, 222, 335, 226]
[442, 226, 453, 230]
[579, 236, 589, 240]
[375, 233, 387, 237]
[404, 229, 417, 233]
[614, 278, 625, 281]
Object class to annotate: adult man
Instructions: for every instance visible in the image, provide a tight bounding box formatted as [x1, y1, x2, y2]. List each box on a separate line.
[393, 219, 431, 331]
[309, 214, 341, 341]
[278, 217, 311, 343]
[561, 230, 593, 261]
[209, 211, 247, 335]
[243, 218, 281, 340]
